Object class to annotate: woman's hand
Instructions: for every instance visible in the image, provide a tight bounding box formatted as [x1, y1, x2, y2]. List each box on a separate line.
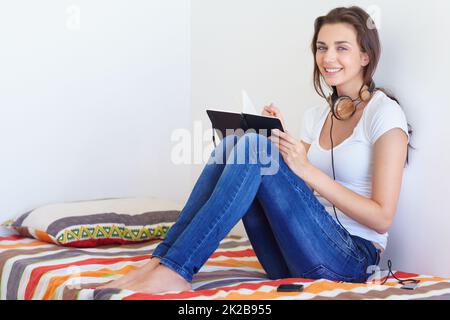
[269, 129, 311, 179]
[262, 103, 287, 132]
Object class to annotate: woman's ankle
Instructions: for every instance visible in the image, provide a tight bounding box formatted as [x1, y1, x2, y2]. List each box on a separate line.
[157, 265, 191, 287]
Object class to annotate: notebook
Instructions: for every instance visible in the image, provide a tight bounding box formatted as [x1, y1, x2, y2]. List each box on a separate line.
[206, 90, 284, 140]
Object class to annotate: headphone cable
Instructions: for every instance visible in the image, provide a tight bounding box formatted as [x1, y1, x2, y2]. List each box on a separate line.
[329, 113, 350, 233]
[379, 260, 420, 286]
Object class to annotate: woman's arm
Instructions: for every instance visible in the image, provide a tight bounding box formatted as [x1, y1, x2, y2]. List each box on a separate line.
[302, 128, 408, 234]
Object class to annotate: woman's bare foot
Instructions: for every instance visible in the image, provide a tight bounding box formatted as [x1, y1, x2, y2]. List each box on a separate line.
[100, 264, 192, 294]
[96, 257, 161, 290]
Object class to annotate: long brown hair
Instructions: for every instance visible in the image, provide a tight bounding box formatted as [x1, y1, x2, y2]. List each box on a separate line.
[311, 6, 413, 165]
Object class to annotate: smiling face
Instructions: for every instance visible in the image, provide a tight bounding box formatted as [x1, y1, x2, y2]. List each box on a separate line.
[315, 23, 370, 94]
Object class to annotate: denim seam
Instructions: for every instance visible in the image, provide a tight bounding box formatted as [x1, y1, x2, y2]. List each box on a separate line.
[355, 238, 373, 267]
[152, 242, 170, 258]
[158, 256, 193, 283]
[180, 162, 256, 275]
[301, 264, 360, 283]
[277, 162, 364, 263]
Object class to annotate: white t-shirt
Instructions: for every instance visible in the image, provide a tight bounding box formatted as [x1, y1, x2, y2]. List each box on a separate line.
[300, 90, 409, 250]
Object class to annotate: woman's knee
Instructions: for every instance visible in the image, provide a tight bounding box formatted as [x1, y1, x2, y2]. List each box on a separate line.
[209, 134, 241, 164]
[242, 132, 268, 144]
[212, 132, 274, 165]
[223, 133, 241, 145]
[235, 132, 271, 153]
[238, 132, 281, 171]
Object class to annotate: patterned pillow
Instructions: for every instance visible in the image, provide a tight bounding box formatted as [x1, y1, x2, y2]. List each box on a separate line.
[1, 197, 182, 247]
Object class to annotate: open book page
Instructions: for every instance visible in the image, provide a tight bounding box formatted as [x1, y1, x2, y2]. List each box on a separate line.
[242, 90, 277, 120]
[242, 90, 259, 115]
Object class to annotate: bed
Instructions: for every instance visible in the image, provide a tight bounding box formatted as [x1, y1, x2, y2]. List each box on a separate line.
[1, 234, 449, 300]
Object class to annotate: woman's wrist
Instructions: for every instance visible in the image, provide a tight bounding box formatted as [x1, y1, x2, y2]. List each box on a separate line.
[297, 162, 315, 182]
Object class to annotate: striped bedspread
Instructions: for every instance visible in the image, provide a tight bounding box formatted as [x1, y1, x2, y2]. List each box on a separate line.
[1, 235, 449, 300]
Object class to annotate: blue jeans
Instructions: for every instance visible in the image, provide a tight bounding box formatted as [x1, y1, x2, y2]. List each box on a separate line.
[152, 132, 381, 283]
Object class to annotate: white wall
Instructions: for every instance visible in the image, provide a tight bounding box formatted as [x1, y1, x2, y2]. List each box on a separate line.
[0, 0, 191, 231]
[191, 0, 450, 277]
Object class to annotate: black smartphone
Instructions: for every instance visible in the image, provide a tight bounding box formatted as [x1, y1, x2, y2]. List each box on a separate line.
[276, 283, 304, 292]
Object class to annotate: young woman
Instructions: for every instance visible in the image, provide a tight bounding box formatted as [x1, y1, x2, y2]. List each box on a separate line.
[98, 6, 410, 294]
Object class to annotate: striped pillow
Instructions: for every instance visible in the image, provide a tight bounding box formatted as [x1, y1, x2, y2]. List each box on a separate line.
[2, 197, 182, 247]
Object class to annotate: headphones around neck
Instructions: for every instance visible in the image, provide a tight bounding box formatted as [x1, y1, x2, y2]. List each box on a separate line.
[327, 81, 376, 121]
